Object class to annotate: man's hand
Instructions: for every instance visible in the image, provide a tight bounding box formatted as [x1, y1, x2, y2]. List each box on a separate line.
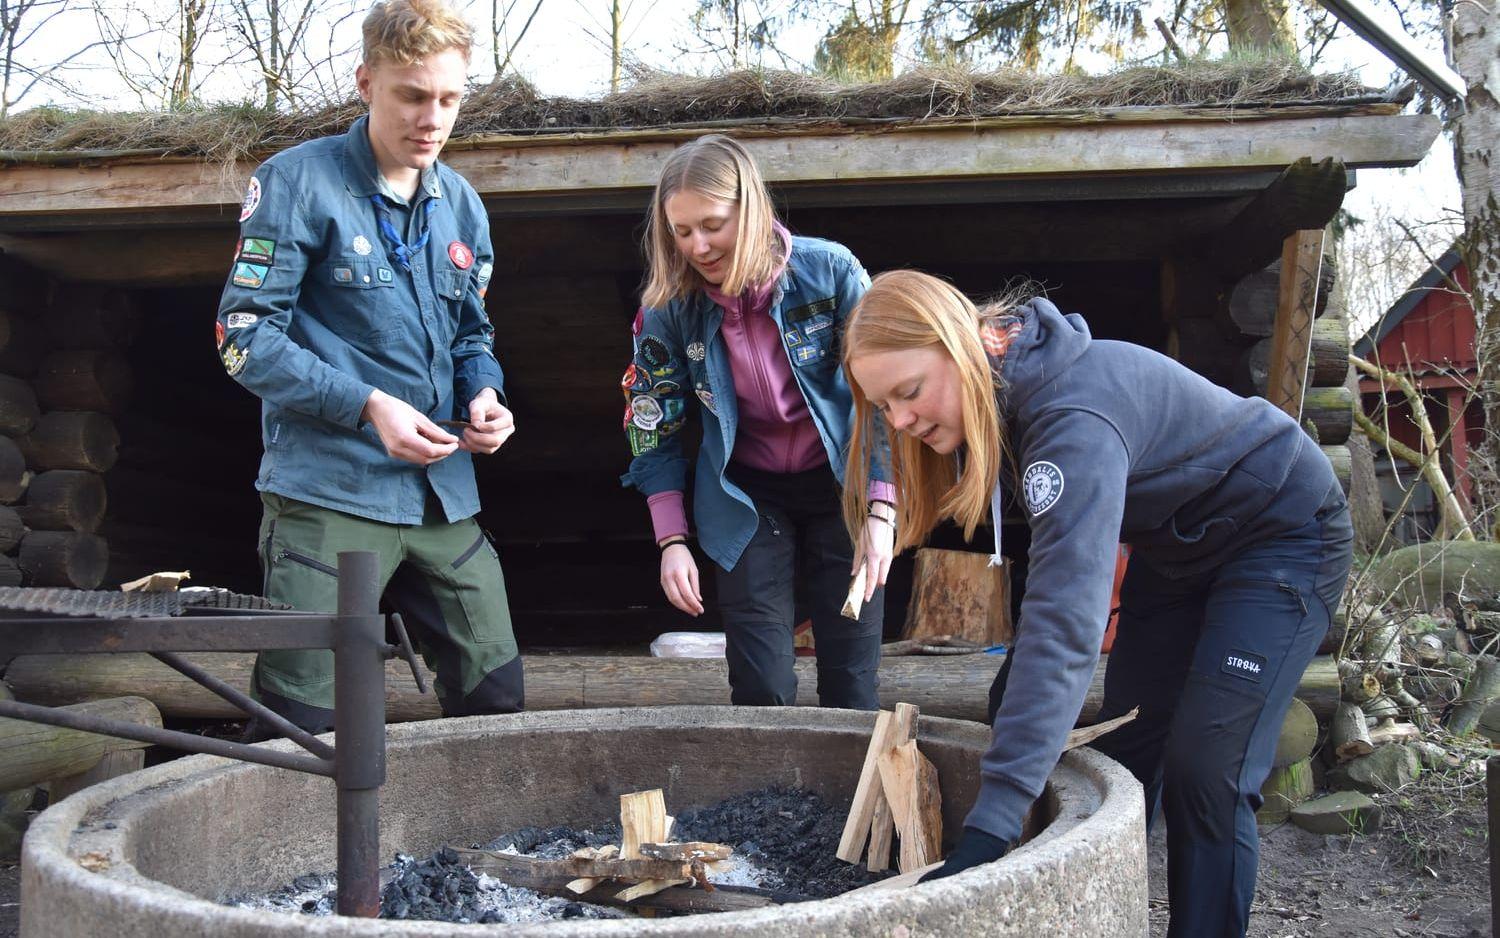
[459, 387, 516, 455]
[660, 543, 704, 616]
[363, 389, 459, 466]
[919, 827, 1012, 883]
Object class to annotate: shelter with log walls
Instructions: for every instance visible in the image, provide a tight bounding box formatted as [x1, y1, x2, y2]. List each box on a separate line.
[0, 68, 1439, 647]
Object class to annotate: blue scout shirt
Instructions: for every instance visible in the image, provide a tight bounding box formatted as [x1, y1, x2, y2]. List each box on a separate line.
[215, 115, 505, 525]
[619, 236, 889, 570]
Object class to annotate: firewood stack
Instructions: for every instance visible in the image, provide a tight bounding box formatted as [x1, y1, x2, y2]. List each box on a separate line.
[0, 272, 132, 590]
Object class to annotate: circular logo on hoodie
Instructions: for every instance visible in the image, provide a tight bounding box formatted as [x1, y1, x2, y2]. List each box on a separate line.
[1022, 461, 1064, 517]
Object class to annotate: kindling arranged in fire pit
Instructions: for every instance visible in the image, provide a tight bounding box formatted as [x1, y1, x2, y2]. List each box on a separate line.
[229, 785, 888, 924]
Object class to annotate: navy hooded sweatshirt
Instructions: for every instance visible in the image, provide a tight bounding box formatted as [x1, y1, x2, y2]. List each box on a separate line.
[963, 298, 1341, 843]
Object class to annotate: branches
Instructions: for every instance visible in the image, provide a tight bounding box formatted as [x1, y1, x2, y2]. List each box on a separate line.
[1350, 353, 1477, 541]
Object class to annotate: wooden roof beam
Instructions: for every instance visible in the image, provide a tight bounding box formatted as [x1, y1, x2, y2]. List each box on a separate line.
[0, 112, 1440, 222]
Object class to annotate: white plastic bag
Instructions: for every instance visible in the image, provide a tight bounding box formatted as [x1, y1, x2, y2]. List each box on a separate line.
[649, 631, 727, 658]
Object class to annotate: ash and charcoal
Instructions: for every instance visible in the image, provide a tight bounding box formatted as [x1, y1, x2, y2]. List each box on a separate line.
[229, 785, 890, 925]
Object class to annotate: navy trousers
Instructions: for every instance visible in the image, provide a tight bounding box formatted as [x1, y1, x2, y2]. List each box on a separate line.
[991, 493, 1351, 938]
[714, 463, 885, 710]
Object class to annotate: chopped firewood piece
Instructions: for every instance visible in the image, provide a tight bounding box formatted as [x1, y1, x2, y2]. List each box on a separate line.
[1367, 719, 1420, 747]
[838, 702, 919, 864]
[877, 740, 943, 873]
[615, 878, 690, 901]
[1331, 701, 1374, 762]
[620, 789, 668, 860]
[842, 565, 868, 620]
[565, 843, 620, 893]
[639, 841, 733, 862]
[867, 794, 896, 872]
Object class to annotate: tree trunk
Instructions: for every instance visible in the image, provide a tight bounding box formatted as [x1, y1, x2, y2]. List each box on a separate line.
[3, 652, 1346, 724]
[1345, 372, 1387, 552]
[902, 548, 1011, 646]
[1452, 0, 1500, 522]
[1224, 0, 1295, 53]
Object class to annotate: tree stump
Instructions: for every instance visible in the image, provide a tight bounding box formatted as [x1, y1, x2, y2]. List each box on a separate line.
[901, 548, 1012, 646]
[1257, 757, 1314, 824]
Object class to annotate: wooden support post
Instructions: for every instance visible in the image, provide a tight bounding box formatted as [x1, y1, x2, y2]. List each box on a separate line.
[1265, 229, 1326, 418]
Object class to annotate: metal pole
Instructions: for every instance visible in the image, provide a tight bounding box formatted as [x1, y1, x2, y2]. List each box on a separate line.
[334, 550, 385, 918]
[1490, 755, 1497, 938]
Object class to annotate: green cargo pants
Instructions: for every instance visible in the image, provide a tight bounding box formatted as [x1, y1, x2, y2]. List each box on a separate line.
[251, 492, 523, 734]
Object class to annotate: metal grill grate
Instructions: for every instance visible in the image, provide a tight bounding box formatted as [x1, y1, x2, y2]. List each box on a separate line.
[0, 587, 289, 618]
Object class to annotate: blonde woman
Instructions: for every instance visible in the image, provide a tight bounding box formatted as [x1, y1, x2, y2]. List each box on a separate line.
[620, 135, 894, 709]
[841, 270, 1351, 937]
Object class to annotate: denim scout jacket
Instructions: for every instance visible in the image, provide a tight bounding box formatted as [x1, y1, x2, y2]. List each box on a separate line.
[214, 115, 505, 525]
[620, 236, 890, 570]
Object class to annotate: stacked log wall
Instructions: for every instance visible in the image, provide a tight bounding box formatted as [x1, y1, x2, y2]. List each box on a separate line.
[0, 265, 129, 589]
[1164, 248, 1352, 494]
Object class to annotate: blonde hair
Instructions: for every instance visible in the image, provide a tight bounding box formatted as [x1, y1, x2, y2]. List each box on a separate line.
[841, 270, 1015, 553]
[640, 135, 784, 307]
[362, 0, 474, 67]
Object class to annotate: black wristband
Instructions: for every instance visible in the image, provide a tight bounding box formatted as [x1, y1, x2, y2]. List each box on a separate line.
[658, 536, 688, 551]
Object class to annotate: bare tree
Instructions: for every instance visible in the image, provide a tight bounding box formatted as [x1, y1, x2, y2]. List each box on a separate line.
[225, 0, 359, 110]
[491, 0, 545, 77]
[1450, 0, 1500, 520]
[91, 0, 217, 109]
[0, 0, 106, 115]
[813, 0, 911, 80]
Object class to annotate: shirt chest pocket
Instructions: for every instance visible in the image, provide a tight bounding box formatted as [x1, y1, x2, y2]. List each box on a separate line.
[783, 301, 838, 368]
[327, 258, 396, 290]
[435, 269, 468, 304]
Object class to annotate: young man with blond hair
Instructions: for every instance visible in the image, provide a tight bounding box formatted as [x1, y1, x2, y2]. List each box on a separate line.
[216, 0, 522, 735]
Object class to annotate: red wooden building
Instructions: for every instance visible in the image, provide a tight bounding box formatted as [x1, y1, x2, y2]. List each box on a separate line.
[1354, 248, 1482, 528]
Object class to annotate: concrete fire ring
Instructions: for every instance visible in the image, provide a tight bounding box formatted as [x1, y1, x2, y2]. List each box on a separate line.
[22, 706, 1147, 936]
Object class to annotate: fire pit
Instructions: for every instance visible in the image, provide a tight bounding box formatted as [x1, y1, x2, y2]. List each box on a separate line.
[21, 707, 1147, 936]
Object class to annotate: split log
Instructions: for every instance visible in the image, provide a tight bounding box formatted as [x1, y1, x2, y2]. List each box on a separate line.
[837, 702, 917, 867]
[0, 373, 39, 437]
[1301, 385, 1353, 446]
[902, 549, 1011, 646]
[44, 288, 139, 350]
[638, 843, 733, 862]
[0, 505, 25, 551]
[35, 349, 132, 414]
[0, 436, 31, 504]
[1330, 701, 1373, 762]
[0, 695, 160, 791]
[1447, 655, 1500, 737]
[1240, 313, 1350, 393]
[453, 849, 800, 912]
[616, 789, 682, 898]
[18, 470, 106, 532]
[1322, 444, 1351, 494]
[876, 739, 942, 873]
[1257, 757, 1314, 824]
[17, 530, 108, 588]
[2, 652, 1348, 724]
[0, 309, 46, 378]
[1273, 698, 1319, 768]
[17, 412, 119, 473]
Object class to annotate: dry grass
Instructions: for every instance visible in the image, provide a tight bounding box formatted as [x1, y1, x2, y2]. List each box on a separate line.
[0, 60, 1384, 165]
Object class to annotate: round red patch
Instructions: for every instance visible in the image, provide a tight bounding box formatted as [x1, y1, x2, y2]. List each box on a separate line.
[448, 241, 474, 270]
[215, 321, 226, 349]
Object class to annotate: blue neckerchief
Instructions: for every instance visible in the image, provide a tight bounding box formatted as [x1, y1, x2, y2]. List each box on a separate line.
[370, 195, 437, 271]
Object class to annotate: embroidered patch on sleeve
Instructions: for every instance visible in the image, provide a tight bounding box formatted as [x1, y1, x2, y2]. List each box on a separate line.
[239, 177, 262, 222]
[784, 296, 836, 323]
[226, 312, 258, 329]
[638, 335, 671, 370]
[631, 394, 664, 431]
[1221, 650, 1267, 682]
[1021, 460, 1065, 517]
[220, 343, 249, 376]
[628, 425, 659, 456]
[238, 238, 276, 265]
[232, 263, 269, 289]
